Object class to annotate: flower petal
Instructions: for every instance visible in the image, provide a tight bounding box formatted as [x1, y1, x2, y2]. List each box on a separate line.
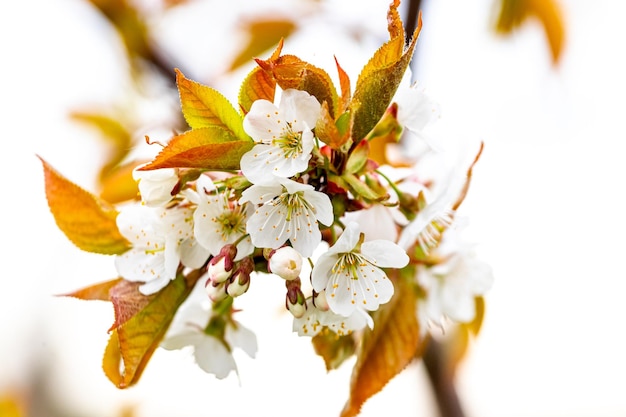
[361, 240, 409, 268]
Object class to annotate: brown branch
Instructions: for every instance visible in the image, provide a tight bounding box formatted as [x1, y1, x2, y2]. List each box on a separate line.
[422, 338, 466, 417]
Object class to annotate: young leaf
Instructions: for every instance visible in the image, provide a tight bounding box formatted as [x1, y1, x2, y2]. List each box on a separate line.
[341, 276, 420, 417]
[238, 66, 277, 114]
[62, 278, 123, 302]
[334, 56, 352, 113]
[315, 102, 349, 149]
[102, 271, 199, 388]
[138, 128, 253, 171]
[175, 69, 248, 141]
[350, 4, 422, 141]
[39, 156, 130, 255]
[255, 54, 339, 118]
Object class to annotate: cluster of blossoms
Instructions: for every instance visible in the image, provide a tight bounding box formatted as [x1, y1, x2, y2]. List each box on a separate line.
[113, 75, 492, 377]
[41, 5, 493, 394]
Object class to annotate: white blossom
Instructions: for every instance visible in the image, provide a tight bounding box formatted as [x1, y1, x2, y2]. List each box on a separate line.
[416, 229, 494, 335]
[161, 284, 257, 379]
[133, 164, 179, 207]
[311, 222, 409, 317]
[240, 89, 321, 185]
[115, 204, 208, 295]
[191, 175, 254, 261]
[239, 178, 333, 257]
[392, 70, 442, 152]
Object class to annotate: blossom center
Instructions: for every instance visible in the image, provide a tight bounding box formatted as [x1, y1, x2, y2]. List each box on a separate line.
[215, 205, 247, 241]
[272, 123, 303, 159]
[331, 253, 369, 281]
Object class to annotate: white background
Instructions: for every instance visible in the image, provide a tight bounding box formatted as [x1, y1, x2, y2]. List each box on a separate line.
[1, 0, 625, 416]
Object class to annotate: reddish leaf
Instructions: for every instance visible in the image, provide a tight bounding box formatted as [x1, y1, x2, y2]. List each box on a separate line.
[109, 280, 154, 330]
[39, 156, 130, 255]
[255, 54, 339, 118]
[102, 271, 200, 388]
[341, 277, 420, 417]
[139, 128, 253, 171]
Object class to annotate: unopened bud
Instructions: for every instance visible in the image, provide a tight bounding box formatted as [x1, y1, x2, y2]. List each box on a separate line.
[208, 244, 238, 283]
[285, 278, 307, 318]
[205, 278, 228, 302]
[226, 257, 254, 297]
[269, 246, 303, 281]
[313, 290, 330, 311]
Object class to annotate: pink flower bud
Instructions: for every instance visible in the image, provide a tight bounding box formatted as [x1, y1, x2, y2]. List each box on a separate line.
[226, 257, 254, 298]
[268, 246, 303, 281]
[207, 244, 238, 283]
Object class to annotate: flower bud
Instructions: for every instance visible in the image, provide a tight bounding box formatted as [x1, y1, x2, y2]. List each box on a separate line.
[205, 278, 228, 302]
[268, 246, 303, 281]
[313, 290, 330, 312]
[285, 278, 307, 318]
[207, 244, 238, 283]
[133, 164, 179, 207]
[226, 257, 254, 298]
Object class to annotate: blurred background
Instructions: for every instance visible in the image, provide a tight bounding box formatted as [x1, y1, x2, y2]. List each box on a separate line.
[1, 0, 625, 416]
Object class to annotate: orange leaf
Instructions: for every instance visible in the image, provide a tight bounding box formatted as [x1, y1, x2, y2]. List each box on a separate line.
[315, 102, 349, 149]
[39, 156, 130, 255]
[139, 128, 253, 171]
[238, 66, 277, 114]
[99, 160, 144, 204]
[495, 0, 565, 64]
[256, 54, 339, 118]
[334, 56, 351, 113]
[341, 277, 420, 417]
[62, 278, 123, 301]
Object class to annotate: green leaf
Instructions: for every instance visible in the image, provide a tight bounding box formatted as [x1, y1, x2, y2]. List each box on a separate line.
[102, 272, 199, 388]
[139, 127, 253, 171]
[350, 3, 422, 141]
[176, 69, 248, 140]
[341, 173, 388, 202]
[39, 156, 130, 255]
